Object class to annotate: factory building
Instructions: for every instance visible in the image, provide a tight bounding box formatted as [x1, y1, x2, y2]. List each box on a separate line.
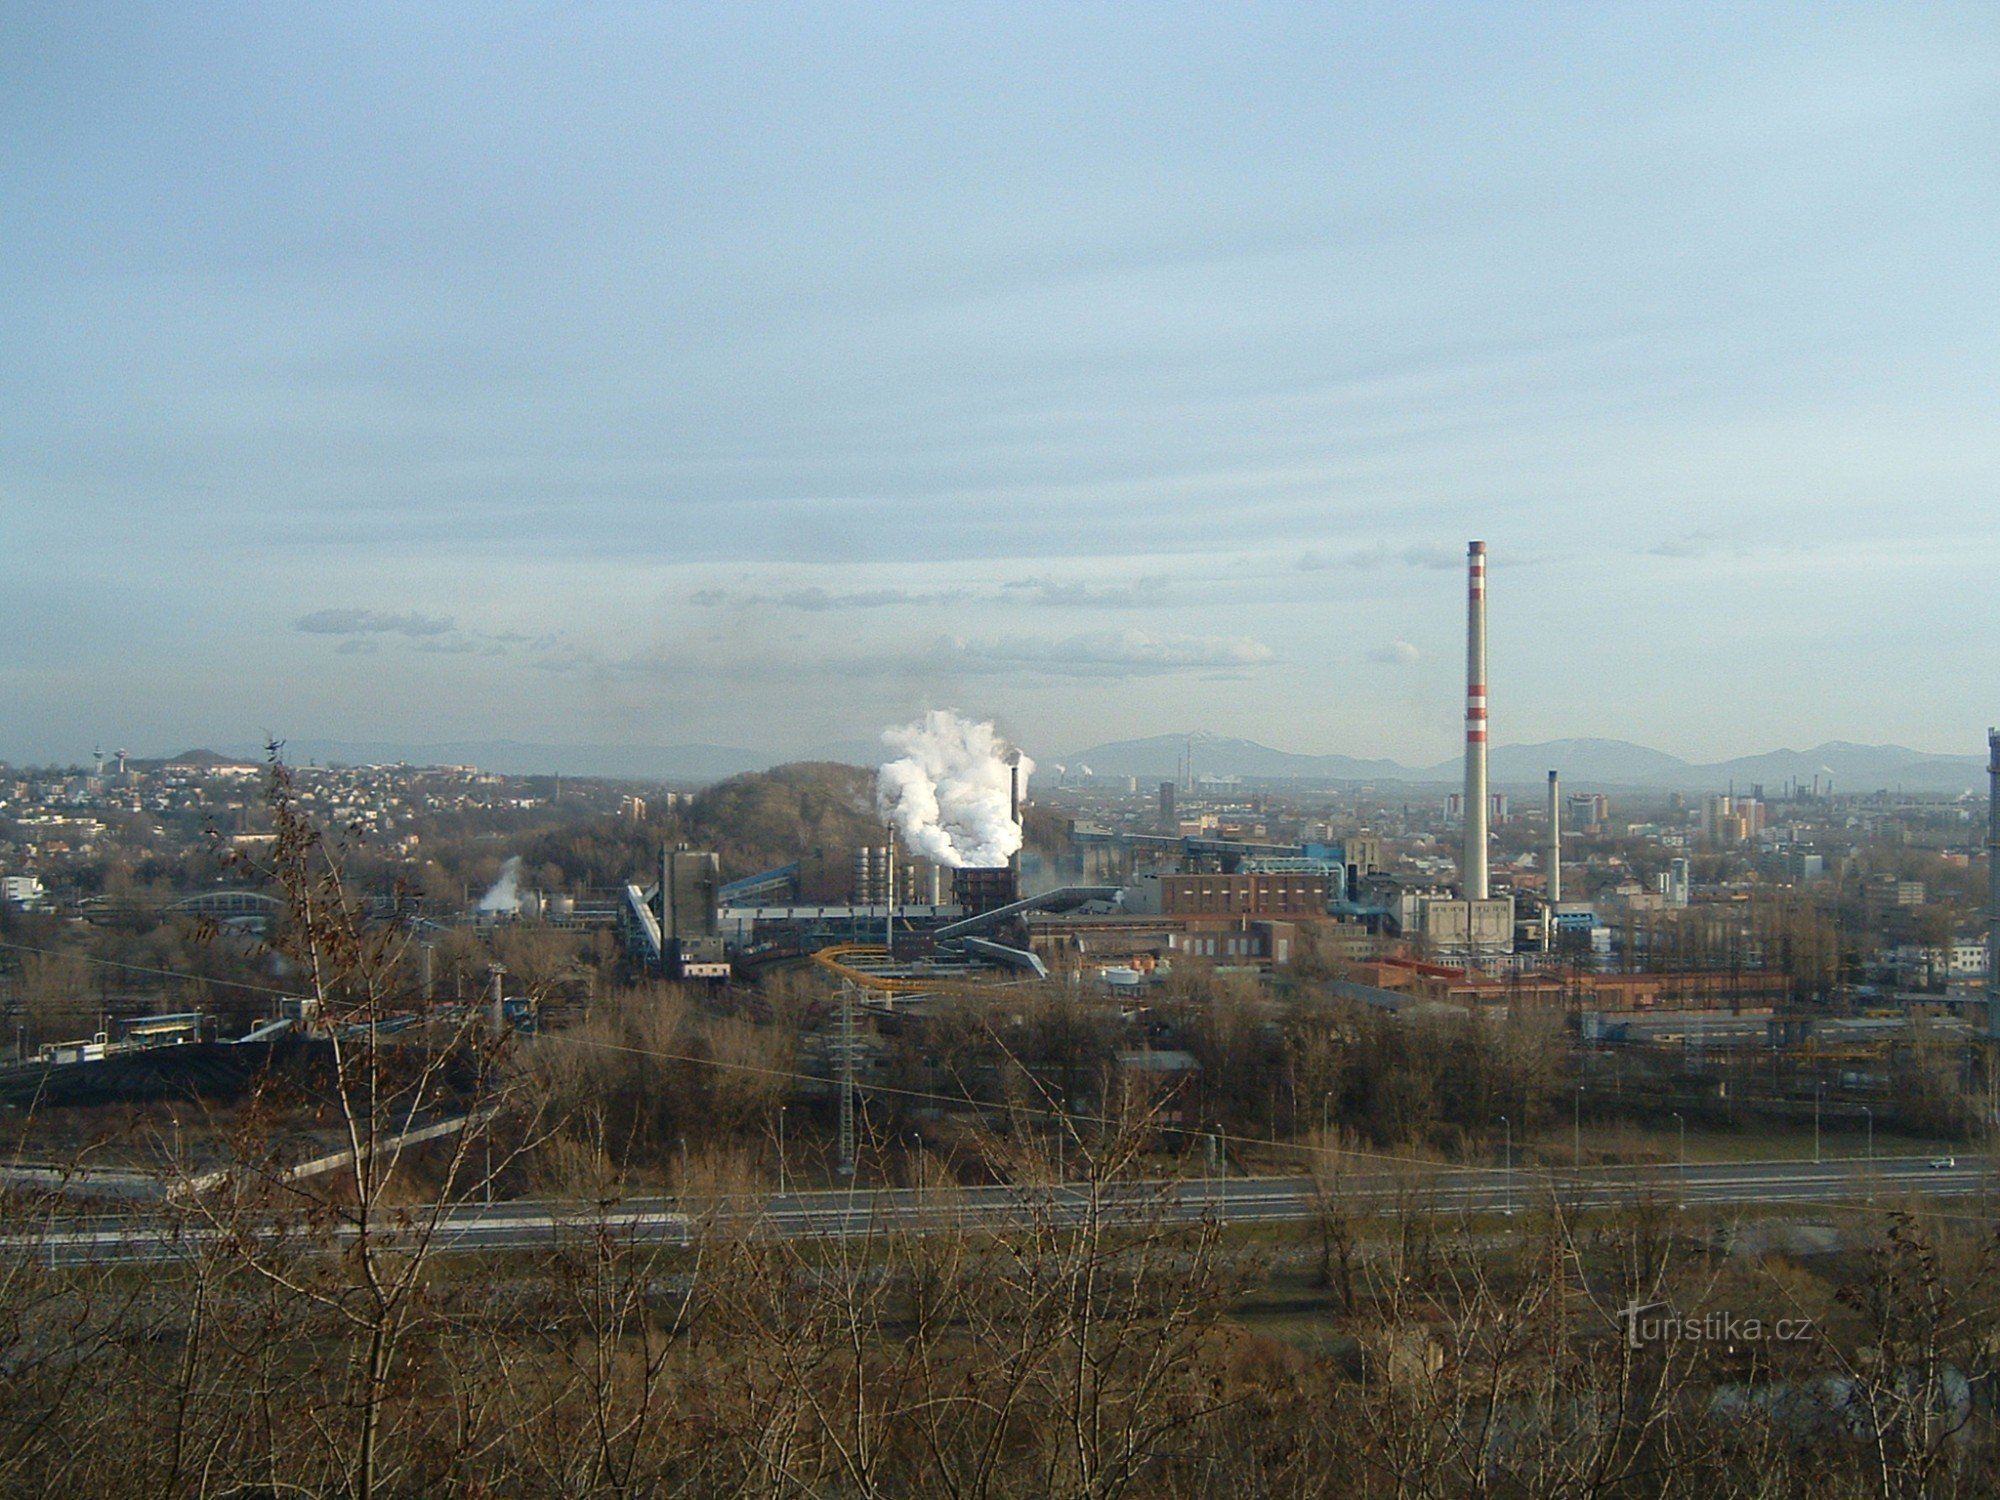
[1157, 871, 1329, 918]
[1406, 893, 1516, 958]
[661, 847, 729, 978]
[951, 866, 1019, 916]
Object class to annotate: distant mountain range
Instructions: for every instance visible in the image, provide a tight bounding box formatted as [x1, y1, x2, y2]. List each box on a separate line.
[144, 732, 1981, 795]
[1056, 733, 1988, 795]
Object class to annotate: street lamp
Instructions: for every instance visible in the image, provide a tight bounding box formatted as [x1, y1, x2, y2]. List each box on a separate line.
[1814, 1081, 1823, 1165]
[1671, 1111, 1685, 1208]
[778, 1105, 787, 1197]
[1499, 1114, 1512, 1217]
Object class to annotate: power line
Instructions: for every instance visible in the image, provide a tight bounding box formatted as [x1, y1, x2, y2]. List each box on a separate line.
[0, 935, 1449, 1171]
[530, 1029, 1452, 1174]
[0, 938, 299, 1000]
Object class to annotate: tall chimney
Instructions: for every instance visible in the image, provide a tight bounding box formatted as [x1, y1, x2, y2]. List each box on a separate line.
[1009, 757, 1022, 886]
[1463, 541, 1489, 901]
[1987, 728, 1998, 1044]
[1547, 769, 1562, 904]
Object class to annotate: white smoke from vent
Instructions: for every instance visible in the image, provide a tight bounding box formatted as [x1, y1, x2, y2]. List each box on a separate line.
[876, 710, 1033, 869]
[478, 856, 524, 914]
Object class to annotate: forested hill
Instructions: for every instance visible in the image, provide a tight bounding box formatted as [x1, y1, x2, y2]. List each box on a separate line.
[518, 760, 1073, 898]
[520, 762, 882, 895]
[681, 762, 883, 880]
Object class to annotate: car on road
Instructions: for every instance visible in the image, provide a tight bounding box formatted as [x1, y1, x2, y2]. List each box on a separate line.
[1930, 1155, 1956, 1169]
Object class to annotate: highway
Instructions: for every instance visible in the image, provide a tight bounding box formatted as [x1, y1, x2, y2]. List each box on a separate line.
[8, 1154, 1993, 1267]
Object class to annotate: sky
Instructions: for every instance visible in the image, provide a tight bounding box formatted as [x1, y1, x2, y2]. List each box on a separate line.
[3, 3, 1997, 770]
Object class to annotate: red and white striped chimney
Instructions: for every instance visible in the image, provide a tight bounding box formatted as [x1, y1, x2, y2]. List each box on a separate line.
[1463, 541, 1489, 901]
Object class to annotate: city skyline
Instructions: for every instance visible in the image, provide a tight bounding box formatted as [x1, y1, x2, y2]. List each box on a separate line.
[4, 6, 1996, 766]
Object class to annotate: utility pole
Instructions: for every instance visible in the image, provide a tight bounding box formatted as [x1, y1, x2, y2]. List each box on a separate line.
[1574, 1083, 1583, 1171]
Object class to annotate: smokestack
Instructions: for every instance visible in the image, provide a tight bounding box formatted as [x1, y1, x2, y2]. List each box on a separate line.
[885, 824, 896, 953]
[1547, 770, 1562, 905]
[1987, 728, 1998, 1044]
[1463, 541, 1489, 901]
[1009, 757, 1022, 881]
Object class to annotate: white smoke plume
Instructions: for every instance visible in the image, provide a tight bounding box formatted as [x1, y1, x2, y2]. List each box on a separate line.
[478, 856, 524, 914]
[876, 710, 1033, 869]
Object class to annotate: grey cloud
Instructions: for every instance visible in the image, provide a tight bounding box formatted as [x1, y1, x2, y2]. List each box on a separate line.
[778, 587, 944, 611]
[1366, 640, 1423, 666]
[299, 606, 544, 659]
[953, 629, 1276, 678]
[691, 586, 947, 611]
[1649, 529, 1721, 559]
[295, 608, 456, 636]
[527, 639, 601, 675]
[1000, 576, 1167, 608]
[1297, 544, 1460, 572]
[539, 628, 1276, 686]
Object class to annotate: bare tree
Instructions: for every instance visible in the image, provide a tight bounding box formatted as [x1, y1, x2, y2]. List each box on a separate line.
[169, 748, 543, 1498]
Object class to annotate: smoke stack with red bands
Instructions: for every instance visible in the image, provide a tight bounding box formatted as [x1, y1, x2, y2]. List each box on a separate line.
[1464, 542, 1489, 901]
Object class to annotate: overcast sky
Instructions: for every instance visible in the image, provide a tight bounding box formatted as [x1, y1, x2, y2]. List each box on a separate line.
[3, 3, 1996, 769]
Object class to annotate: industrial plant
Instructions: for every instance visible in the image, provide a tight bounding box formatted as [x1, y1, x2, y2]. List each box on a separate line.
[8, 541, 1995, 1150]
[3, 539, 1998, 1498]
